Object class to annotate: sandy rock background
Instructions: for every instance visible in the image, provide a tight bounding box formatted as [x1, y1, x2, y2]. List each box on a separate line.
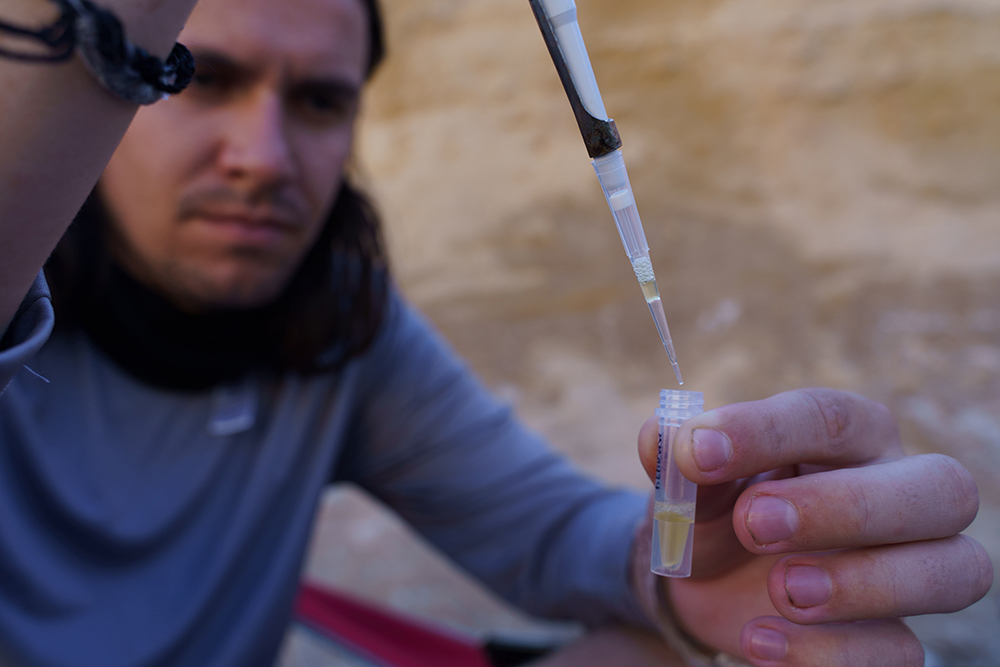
[283, 0, 1000, 663]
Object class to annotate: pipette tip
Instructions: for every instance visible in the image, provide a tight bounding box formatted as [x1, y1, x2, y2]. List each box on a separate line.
[644, 296, 684, 386]
[664, 340, 683, 385]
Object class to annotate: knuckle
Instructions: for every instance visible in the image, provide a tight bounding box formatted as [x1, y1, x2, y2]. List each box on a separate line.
[798, 389, 902, 462]
[801, 388, 852, 446]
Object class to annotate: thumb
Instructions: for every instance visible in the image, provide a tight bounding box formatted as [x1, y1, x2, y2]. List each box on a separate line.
[637, 413, 743, 522]
[638, 414, 754, 578]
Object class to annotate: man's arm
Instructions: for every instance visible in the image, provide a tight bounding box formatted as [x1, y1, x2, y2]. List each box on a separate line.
[0, 0, 198, 333]
[343, 296, 650, 627]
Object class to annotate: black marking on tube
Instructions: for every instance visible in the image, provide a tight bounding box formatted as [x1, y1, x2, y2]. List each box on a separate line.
[528, 0, 622, 158]
[654, 424, 664, 490]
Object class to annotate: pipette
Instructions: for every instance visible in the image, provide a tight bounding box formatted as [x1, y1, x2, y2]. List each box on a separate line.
[528, 0, 683, 385]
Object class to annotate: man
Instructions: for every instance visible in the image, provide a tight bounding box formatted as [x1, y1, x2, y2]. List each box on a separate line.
[0, 0, 991, 665]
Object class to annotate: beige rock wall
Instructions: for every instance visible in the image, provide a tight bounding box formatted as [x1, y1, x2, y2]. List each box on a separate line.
[350, 0, 1000, 658]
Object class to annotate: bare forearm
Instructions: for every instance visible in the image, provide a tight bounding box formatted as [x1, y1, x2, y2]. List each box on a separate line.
[0, 0, 198, 331]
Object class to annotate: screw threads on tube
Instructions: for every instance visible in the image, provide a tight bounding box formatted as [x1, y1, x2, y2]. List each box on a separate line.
[656, 389, 704, 428]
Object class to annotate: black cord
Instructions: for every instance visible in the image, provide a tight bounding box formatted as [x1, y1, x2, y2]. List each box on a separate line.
[74, 0, 193, 96]
[0, 3, 76, 62]
[0, 0, 193, 103]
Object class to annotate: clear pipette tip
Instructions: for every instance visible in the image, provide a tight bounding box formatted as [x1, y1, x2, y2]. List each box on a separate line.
[671, 358, 684, 386]
[646, 293, 684, 385]
[666, 343, 684, 386]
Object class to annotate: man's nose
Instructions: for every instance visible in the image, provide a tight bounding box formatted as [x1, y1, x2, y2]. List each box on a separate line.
[218, 92, 296, 185]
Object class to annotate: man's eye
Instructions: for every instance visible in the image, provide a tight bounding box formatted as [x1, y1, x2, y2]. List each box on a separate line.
[189, 66, 236, 96]
[293, 89, 355, 125]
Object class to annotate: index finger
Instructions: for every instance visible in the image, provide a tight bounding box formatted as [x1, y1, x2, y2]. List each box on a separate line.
[674, 389, 904, 484]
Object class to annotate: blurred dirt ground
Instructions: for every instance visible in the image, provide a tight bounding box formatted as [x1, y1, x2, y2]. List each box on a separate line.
[281, 0, 1000, 664]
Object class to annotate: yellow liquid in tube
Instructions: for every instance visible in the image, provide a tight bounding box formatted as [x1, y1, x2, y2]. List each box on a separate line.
[654, 506, 693, 568]
[640, 279, 659, 303]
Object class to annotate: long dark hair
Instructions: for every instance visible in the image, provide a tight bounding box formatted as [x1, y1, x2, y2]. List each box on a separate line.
[360, 0, 386, 78]
[45, 180, 390, 376]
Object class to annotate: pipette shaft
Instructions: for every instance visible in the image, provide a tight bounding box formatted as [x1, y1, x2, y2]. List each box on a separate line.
[530, 0, 683, 385]
[593, 151, 683, 385]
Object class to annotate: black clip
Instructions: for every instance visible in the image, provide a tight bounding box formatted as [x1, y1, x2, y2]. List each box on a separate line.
[528, 0, 621, 158]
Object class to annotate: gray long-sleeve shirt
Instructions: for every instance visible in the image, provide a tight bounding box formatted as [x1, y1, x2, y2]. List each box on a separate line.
[0, 274, 648, 667]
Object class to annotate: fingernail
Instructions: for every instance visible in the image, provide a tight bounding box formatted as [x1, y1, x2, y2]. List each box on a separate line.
[747, 496, 799, 545]
[748, 628, 787, 661]
[691, 429, 732, 471]
[785, 565, 832, 608]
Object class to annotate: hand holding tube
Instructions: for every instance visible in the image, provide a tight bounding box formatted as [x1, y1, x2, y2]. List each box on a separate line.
[635, 388, 992, 664]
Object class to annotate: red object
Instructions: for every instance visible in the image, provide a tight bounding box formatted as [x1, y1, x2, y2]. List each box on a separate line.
[294, 583, 495, 667]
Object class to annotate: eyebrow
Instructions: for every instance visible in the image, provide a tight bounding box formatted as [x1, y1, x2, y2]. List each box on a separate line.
[190, 48, 362, 98]
[191, 49, 252, 81]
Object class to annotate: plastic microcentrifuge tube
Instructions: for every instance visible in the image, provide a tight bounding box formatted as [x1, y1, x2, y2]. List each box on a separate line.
[651, 389, 704, 578]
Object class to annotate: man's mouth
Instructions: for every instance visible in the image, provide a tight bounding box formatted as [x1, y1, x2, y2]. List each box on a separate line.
[176, 185, 312, 251]
[189, 209, 300, 247]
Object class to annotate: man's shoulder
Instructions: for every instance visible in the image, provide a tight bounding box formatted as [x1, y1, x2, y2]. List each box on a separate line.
[0, 273, 55, 395]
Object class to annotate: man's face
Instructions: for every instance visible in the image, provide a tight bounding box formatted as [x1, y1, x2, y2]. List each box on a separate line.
[99, 0, 369, 311]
